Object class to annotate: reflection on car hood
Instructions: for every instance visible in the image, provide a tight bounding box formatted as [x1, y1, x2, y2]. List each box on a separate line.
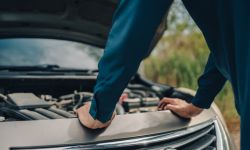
[0, 0, 167, 54]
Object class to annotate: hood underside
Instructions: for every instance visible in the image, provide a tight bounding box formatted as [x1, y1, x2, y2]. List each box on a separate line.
[0, 0, 167, 50]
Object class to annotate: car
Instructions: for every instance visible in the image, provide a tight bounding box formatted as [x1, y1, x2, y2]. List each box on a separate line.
[0, 0, 236, 150]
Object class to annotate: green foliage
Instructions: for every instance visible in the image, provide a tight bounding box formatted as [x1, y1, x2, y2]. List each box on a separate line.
[142, 0, 239, 121]
[144, 31, 209, 89]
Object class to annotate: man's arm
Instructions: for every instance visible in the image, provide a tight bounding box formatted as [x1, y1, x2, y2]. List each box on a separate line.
[78, 0, 173, 126]
[191, 53, 227, 108]
[159, 53, 227, 118]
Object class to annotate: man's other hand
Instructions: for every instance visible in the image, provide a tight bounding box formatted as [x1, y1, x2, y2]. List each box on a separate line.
[76, 102, 115, 129]
[158, 97, 203, 119]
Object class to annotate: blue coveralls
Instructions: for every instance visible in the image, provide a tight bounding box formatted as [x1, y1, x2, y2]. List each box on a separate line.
[89, 1, 250, 149]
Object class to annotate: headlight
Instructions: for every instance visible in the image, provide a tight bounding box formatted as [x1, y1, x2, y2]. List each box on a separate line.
[214, 118, 231, 150]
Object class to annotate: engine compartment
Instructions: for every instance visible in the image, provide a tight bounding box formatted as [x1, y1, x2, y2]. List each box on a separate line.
[0, 74, 194, 122]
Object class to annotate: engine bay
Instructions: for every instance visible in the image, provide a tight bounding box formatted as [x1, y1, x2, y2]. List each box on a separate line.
[0, 74, 194, 122]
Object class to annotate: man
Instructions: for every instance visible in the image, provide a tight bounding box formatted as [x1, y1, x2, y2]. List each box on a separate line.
[77, 0, 250, 149]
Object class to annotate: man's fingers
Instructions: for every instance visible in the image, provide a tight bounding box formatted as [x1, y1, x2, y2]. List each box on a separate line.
[158, 97, 178, 110]
[162, 97, 178, 104]
[158, 98, 203, 119]
[77, 103, 115, 129]
[158, 100, 164, 107]
[158, 102, 166, 110]
[164, 104, 178, 111]
[158, 98, 169, 107]
[77, 106, 95, 129]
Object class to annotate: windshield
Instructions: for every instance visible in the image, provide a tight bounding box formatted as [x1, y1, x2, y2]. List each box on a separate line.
[0, 38, 103, 69]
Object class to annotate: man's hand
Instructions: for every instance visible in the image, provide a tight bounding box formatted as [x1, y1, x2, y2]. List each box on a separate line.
[158, 97, 203, 119]
[76, 102, 115, 129]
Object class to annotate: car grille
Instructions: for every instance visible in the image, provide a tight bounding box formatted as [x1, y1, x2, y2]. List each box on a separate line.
[18, 120, 220, 150]
[140, 121, 217, 150]
[99, 120, 217, 150]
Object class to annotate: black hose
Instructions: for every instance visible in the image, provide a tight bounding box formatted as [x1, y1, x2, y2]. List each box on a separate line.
[0, 94, 7, 100]
[127, 84, 163, 98]
[0, 107, 32, 120]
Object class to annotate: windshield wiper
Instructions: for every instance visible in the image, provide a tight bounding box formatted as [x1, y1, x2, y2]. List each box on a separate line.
[0, 64, 60, 71]
[0, 65, 98, 74]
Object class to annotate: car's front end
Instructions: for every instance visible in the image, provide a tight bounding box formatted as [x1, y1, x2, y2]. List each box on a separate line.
[0, 0, 235, 149]
[0, 103, 233, 150]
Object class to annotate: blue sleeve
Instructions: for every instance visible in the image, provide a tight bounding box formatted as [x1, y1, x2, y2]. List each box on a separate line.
[89, 0, 173, 123]
[191, 54, 227, 108]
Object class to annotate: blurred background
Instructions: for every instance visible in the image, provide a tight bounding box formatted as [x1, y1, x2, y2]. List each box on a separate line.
[142, 0, 240, 149]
